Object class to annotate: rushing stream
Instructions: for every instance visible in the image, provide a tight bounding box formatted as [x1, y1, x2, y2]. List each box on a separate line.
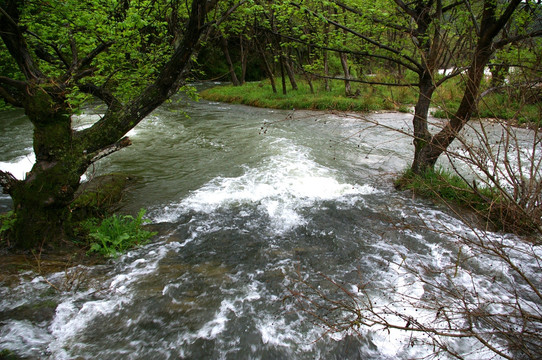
[0, 85, 540, 359]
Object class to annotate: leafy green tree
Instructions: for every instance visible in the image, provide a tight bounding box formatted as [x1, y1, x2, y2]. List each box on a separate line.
[289, 0, 541, 173]
[0, 0, 227, 249]
[415, 0, 541, 172]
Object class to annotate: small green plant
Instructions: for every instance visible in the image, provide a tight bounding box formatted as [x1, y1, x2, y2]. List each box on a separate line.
[0, 211, 16, 244]
[84, 209, 157, 257]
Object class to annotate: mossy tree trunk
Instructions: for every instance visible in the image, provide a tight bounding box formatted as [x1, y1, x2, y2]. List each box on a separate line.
[8, 85, 83, 248]
[0, 0, 217, 250]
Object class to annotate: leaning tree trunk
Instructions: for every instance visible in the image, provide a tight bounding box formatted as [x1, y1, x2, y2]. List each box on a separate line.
[416, 43, 495, 171]
[283, 55, 298, 91]
[410, 0, 522, 172]
[256, 40, 277, 93]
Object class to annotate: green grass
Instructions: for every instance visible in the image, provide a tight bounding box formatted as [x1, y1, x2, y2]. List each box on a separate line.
[396, 168, 497, 213]
[396, 167, 541, 234]
[200, 79, 417, 113]
[431, 77, 541, 126]
[201, 76, 540, 126]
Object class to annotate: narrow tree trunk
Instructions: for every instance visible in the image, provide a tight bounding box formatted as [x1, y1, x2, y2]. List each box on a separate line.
[340, 52, 352, 96]
[257, 40, 277, 93]
[283, 56, 298, 90]
[301, 67, 314, 94]
[280, 56, 287, 95]
[339, 9, 352, 96]
[240, 36, 248, 84]
[220, 36, 240, 86]
[323, 50, 331, 92]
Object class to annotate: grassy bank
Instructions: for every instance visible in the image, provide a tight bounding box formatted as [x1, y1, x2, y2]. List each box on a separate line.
[200, 79, 416, 113]
[200, 78, 541, 126]
[396, 168, 541, 234]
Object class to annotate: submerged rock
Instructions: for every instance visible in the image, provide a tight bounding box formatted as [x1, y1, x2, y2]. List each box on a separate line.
[71, 173, 137, 220]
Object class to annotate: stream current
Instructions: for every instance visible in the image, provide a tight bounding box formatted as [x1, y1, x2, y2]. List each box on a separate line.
[0, 85, 540, 359]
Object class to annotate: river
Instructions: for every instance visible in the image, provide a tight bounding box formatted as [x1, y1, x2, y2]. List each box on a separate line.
[0, 85, 540, 359]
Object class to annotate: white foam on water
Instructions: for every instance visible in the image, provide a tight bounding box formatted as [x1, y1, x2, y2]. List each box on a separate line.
[0, 151, 35, 180]
[43, 241, 175, 358]
[0, 320, 54, 358]
[153, 139, 379, 234]
[174, 279, 264, 351]
[364, 202, 541, 359]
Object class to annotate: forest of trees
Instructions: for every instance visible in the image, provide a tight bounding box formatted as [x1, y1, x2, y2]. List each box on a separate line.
[0, 0, 541, 244]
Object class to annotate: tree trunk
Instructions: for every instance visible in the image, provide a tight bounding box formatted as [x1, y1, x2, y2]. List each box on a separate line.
[280, 55, 287, 95]
[6, 87, 85, 249]
[323, 50, 331, 92]
[220, 36, 240, 86]
[240, 36, 248, 84]
[420, 51, 492, 170]
[340, 52, 352, 96]
[0, 0, 216, 249]
[283, 56, 298, 91]
[409, 0, 522, 172]
[410, 74, 436, 174]
[257, 40, 277, 93]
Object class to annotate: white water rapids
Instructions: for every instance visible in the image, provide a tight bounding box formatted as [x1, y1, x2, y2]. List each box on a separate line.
[0, 89, 540, 359]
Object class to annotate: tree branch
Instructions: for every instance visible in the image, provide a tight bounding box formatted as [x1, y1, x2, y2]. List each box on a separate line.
[0, 76, 26, 90]
[306, 71, 418, 87]
[333, 0, 412, 34]
[292, 2, 423, 72]
[494, 29, 542, 49]
[87, 137, 132, 164]
[77, 41, 114, 71]
[79, 0, 220, 153]
[0, 76, 26, 107]
[76, 82, 122, 111]
[0, 170, 19, 194]
[261, 27, 421, 74]
[0, 85, 23, 107]
[0, 2, 44, 80]
[25, 29, 71, 69]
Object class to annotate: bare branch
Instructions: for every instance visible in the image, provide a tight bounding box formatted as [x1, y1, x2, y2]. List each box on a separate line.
[305, 70, 418, 87]
[291, 2, 423, 72]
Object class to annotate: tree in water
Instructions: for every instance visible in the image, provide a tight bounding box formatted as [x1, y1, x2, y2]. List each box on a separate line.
[0, 0, 228, 249]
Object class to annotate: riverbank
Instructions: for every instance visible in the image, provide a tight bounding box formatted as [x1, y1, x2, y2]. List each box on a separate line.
[200, 80, 414, 113]
[200, 80, 541, 126]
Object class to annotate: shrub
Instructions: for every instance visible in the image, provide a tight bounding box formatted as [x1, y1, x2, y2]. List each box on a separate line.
[83, 209, 157, 257]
